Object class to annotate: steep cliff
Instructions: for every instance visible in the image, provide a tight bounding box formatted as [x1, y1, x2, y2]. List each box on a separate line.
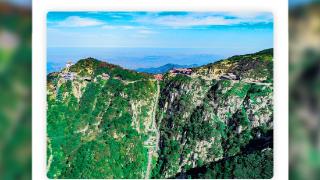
[152, 49, 273, 178]
[47, 49, 273, 179]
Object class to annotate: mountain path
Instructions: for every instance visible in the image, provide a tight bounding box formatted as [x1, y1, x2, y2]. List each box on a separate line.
[145, 80, 160, 179]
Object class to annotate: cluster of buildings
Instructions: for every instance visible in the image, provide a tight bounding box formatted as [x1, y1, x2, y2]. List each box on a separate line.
[61, 61, 76, 80]
[152, 68, 193, 81]
[61, 72, 77, 80]
[61, 61, 112, 82]
[169, 68, 192, 75]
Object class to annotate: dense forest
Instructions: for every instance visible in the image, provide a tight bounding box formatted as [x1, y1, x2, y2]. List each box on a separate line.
[47, 49, 273, 179]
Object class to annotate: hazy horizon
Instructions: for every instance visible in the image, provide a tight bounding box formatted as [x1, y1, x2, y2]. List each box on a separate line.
[47, 12, 273, 73]
[47, 47, 224, 73]
[47, 47, 272, 73]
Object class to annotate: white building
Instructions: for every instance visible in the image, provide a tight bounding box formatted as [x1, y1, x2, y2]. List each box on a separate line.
[66, 61, 73, 69]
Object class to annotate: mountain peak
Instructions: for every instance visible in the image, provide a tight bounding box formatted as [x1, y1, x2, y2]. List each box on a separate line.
[193, 48, 273, 82]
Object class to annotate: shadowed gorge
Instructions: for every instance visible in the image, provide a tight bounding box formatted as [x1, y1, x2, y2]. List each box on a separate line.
[47, 49, 273, 179]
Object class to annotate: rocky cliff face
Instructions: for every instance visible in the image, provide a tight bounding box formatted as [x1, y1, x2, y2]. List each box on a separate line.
[154, 77, 273, 178]
[47, 49, 273, 179]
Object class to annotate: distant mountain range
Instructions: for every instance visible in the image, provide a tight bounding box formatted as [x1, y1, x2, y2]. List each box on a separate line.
[136, 63, 198, 74]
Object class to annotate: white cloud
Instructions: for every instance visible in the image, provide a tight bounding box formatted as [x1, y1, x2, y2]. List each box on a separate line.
[102, 25, 147, 30]
[135, 13, 273, 28]
[137, 30, 156, 34]
[57, 16, 104, 27]
[121, 26, 136, 29]
[101, 25, 116, 29]
[225, 12, 273, 19]
[153, 16, 239, 27]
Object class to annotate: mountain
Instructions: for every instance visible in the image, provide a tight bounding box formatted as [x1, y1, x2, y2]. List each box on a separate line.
[47, 49, 273, 179]
[136, 63, 198, 74]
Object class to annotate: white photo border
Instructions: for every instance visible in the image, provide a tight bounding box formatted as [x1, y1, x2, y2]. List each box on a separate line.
[33, 0, 288, 179]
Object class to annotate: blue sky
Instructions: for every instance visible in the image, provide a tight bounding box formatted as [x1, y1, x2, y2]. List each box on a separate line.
[47, 12, 273, 51]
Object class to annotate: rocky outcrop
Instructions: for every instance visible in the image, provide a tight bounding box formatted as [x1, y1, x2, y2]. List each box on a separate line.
[153, 49, 273, 178]
[154, 77, 273, 178]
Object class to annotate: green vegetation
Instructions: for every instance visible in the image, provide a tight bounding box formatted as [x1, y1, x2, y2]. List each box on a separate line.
[47, 49, 273, 179]
[69, 57, 151, 81]
[47, 59, 157, 178]
[194, 48, 273, 82]
[179, 149, 273, 179]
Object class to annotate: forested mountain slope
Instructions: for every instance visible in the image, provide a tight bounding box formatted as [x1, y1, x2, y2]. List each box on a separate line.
[47, 49, 273, 179]
[47, 58, 158, 178]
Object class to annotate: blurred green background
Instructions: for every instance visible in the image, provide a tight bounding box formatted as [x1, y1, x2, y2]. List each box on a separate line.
[290, 1, 320, 180]
[0, 0, 319, 179]
[0, 1, 31, 179]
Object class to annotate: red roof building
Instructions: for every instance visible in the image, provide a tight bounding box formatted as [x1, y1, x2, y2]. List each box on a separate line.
[170, 68, 192, 75]
[154, 74, 163, 81]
